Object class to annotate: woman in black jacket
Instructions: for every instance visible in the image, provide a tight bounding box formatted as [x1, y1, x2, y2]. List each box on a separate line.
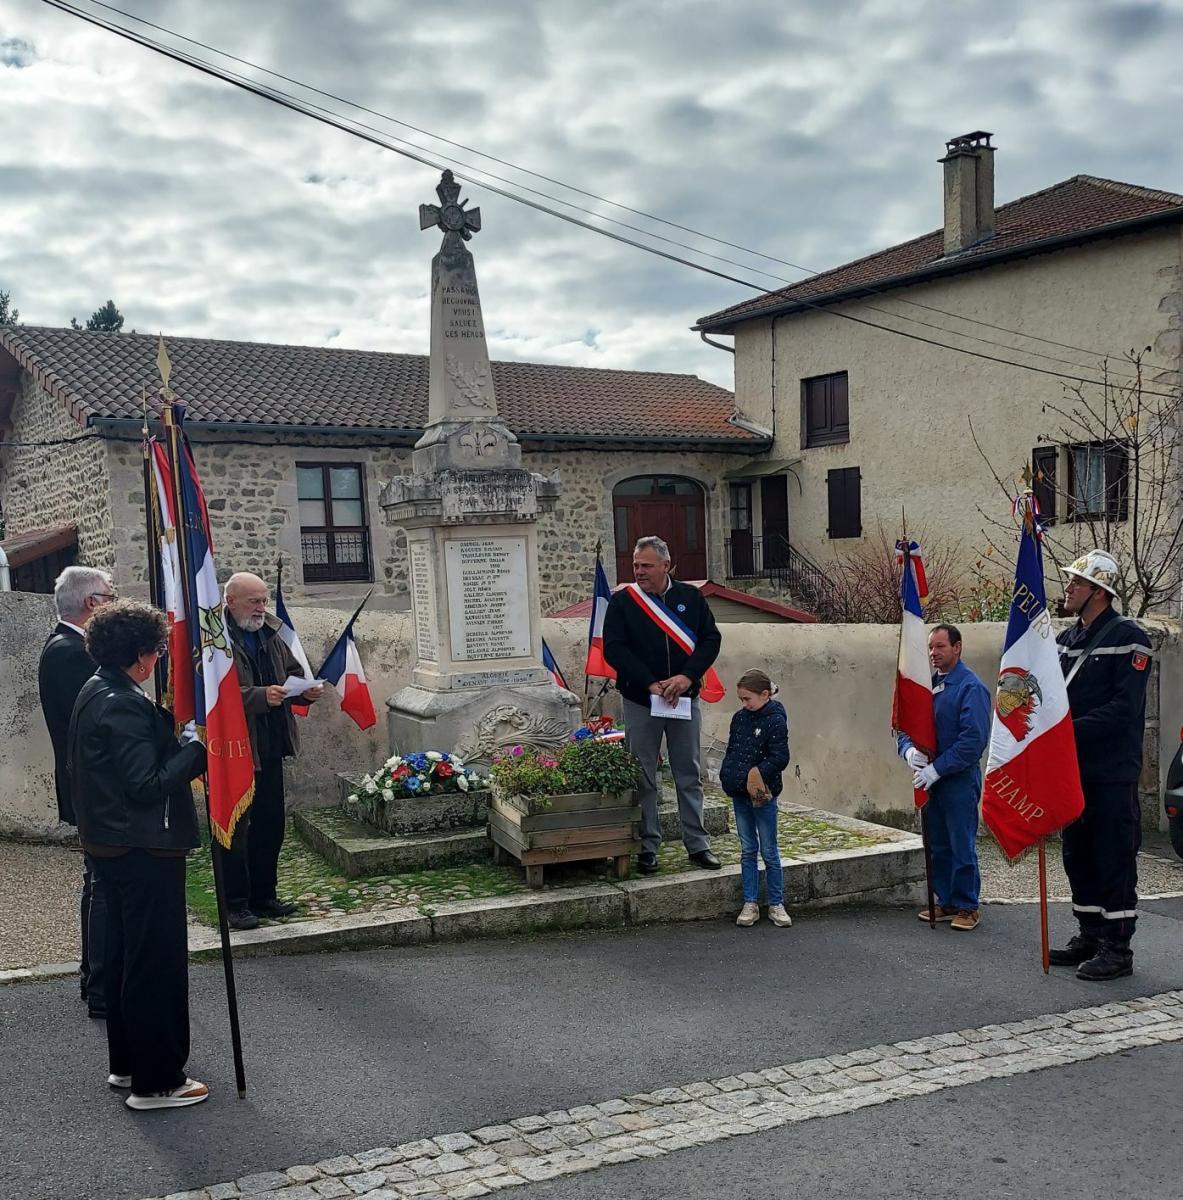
[69, 600, 209, 1111]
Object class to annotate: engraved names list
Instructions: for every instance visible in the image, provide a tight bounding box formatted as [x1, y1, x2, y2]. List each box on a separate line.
[445, 536, 531, 661]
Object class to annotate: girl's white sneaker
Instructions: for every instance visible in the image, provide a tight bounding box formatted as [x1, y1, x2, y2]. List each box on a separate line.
[736, 902, 760, 927]
[768, 904, 793, 928]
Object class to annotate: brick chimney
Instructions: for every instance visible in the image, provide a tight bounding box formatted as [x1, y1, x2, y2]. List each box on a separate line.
[939, 131, 995, 254]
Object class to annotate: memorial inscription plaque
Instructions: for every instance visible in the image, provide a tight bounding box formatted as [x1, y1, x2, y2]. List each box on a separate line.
[445, 536, 531, 661]
[409, 540, 439, 661]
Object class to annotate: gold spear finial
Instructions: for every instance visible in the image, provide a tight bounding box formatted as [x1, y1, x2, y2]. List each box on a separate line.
[156, 334, 174, 400]
[1018, 463, 1033, 491]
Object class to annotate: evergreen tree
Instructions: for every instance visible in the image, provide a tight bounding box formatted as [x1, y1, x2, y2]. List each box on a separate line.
[84, 299, 125, 332]
[0, 287, 19, 326]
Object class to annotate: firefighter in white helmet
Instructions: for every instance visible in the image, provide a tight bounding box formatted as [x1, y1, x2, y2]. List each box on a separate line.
[1051, 550, 1152, 981]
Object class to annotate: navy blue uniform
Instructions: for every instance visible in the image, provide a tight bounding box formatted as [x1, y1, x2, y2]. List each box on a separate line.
[1058, 606, 1152, 946]
[898, 660, 991, 911]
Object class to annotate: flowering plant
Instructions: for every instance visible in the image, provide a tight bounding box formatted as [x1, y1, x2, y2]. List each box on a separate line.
[490, 736, 641, 800]
[348, 750, 488, 809]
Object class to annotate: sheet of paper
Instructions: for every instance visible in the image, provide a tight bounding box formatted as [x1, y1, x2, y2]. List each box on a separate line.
[649, 694, 692, 720]
[281, 675, 317, 698]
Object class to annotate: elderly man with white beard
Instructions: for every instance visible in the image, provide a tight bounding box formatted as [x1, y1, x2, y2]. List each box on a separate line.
[219, 572, 323, 930]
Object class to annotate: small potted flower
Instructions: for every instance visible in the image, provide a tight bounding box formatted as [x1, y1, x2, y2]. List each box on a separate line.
[347, 750, 490, 836]
[487, 734, 643, 887]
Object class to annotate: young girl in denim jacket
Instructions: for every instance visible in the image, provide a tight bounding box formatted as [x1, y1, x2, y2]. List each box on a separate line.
[719, 669, 791, 927]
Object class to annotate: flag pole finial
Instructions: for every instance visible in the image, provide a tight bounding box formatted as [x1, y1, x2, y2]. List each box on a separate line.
[156, 334, 174, 404]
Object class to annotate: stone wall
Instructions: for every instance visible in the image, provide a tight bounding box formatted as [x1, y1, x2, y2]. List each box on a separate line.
[102, 434, 747, 613]
[4, 588, 1177, 842]
[0, 377, 113, 568]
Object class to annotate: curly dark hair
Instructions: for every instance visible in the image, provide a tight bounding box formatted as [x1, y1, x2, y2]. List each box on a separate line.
[85, 599, 169, 670]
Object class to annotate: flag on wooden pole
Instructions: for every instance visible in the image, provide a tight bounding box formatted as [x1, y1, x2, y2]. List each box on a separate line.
[317, 594, 377, 730]
[275, 562, 313, 717]
[892, 537, 936, 808]
[982, 494, 1084, 860]
[584, 552, 616, 681]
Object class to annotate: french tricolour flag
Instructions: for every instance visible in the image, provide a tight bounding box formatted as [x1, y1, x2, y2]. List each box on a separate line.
[275, 568, 313, 717]
[542, 638, 570, 690]
[316, 601, 377, 731]
[149, 442, 193, 726]
[892, 539, 936, 808]
[173, 425, 255, 848]
[584, 554, 617, 681]
[982, 498, 1083, 860]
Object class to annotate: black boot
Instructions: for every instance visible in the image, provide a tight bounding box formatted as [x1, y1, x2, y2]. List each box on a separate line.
[1076, 941, 1133, 982]
[1048, 933, 1098, 967]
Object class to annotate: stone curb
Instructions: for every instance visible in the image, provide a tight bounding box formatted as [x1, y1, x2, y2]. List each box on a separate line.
[0, 829, 925, 985]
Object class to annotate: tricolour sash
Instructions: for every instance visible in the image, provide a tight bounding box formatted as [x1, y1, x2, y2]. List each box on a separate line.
[625, 583, 725, 703]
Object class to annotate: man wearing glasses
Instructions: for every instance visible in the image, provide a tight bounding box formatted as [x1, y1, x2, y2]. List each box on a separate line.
[37, 566, 117, 1017]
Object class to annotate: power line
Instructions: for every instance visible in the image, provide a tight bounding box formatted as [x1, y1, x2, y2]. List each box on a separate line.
[80, 0, 1183, 381]
[37, 0, 1183, 398]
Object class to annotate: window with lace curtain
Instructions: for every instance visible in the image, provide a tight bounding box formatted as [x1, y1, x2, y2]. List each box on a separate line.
[297, 463, 373, 582]
[1066, 442, 1128, 521]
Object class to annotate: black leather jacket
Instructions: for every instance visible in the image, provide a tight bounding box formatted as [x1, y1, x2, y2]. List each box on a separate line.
[68, 668, 206, 851]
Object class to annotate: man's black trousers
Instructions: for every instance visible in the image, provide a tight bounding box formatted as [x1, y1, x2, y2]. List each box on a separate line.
[92, 851, 190, 1094]
[80, 854, 107, 1013]
[219, 758, 286, 910]
[1062, 781, 1141, 946]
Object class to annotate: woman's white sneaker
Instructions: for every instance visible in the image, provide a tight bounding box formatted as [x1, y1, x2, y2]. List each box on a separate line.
[107, 1074, 132, 1089]
[736, 902, 760, 927]
[768, 904, 793, 927]
[125, 1078, 209, 1110]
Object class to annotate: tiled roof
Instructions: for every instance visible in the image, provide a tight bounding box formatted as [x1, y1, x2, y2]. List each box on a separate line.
[0, 325, 760, 447]
[698, 175, 1183, 330]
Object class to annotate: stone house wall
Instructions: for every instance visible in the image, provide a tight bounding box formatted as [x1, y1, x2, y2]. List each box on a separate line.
[0, 377, 113, 568]
[103, 433, 749, 612]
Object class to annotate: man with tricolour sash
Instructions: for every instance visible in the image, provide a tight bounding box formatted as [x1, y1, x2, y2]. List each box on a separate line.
[602, 535, 724, 874]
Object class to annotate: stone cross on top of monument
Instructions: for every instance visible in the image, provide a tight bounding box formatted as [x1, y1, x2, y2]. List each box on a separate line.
[419, 169, 482, 245]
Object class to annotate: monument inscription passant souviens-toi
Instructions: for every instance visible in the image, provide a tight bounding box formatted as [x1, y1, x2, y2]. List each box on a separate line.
[380, 170, 579, 765]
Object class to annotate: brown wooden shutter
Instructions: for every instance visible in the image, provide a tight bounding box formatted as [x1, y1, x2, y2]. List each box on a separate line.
[1032, 447, 1057, 524]
[827, 467, 861, 538]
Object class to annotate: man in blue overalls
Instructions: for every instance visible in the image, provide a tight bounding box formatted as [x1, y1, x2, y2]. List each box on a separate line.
[898, 624, 992, 931]
[1050, 550, 1152, 981]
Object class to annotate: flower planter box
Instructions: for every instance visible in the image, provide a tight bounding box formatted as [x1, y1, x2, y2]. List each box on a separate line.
[488, 788, 641, 888]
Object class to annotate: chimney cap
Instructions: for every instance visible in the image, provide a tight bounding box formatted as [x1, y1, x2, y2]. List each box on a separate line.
[943, 130, 994, 156]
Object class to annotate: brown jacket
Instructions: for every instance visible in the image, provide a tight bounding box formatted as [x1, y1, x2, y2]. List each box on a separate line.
[227, 610, 315, 769]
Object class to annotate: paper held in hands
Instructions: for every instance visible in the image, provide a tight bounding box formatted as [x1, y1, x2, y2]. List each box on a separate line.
[650, 694, 692, 720]
[281, 675, 317, 698]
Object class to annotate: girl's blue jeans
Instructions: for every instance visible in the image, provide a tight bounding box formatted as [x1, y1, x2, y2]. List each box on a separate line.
[731, 794, 783, 905]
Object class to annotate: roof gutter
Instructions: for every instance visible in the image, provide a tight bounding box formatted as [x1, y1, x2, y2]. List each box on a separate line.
[89, 417, 771, 452]
[695, 204, 1183, 333]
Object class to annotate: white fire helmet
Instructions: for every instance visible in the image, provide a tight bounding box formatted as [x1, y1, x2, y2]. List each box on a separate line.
[1062, 549, 1120, 597]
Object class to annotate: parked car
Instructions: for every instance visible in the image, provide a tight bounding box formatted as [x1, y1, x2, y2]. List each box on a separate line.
[1165, 728, 1183, 860]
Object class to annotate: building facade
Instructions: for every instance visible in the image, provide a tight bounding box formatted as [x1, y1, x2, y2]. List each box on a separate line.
[697, 133, 1183, 614]
[0, 327, 766, 611]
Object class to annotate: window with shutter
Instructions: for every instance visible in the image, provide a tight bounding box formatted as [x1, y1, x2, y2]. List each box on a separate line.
[1066, 441, 1129, 522]
[802, 372, 850, 447]
[827, 466, 861, 539]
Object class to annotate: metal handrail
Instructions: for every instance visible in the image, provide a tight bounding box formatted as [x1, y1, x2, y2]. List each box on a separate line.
[724, 533, 842, 619]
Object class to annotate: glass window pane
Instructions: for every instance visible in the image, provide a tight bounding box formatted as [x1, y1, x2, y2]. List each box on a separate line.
[1073, 446, 1104, 514]
[299, 499, 326, 526]
[329, 466, 361, 499]
[614, 478, 653, 496]
[332, 498, 364, 527]
[333, 531, 367, 564]
[297, 466, 324, 499]
[301, 532, 328, 564]
[685, 508, 699, 549]
[614, 506, 629, 543]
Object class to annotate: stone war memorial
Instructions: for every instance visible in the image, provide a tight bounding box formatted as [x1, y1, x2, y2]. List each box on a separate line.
[380, 170, 581, 766]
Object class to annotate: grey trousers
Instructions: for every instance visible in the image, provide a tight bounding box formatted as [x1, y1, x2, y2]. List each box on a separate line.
[622, 696, 711, 855]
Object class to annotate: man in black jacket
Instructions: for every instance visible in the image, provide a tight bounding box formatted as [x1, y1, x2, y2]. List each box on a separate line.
[1050, 549, 1152, 981]
[37, 565, 116, 1016]
[602, 536, 723, 873]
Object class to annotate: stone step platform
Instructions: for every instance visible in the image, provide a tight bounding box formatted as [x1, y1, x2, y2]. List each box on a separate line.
[295, 798, 731, 879]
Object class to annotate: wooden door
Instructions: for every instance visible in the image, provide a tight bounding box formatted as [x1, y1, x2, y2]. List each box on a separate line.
[761, 475, 789, 568]
[613, 477, 707, 582]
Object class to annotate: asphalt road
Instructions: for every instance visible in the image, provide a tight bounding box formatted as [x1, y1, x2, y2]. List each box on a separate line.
[2, 898, 1181, 1200]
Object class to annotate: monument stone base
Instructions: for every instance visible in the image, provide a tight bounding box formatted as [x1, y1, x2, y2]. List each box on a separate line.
[387, 680, 581, 768]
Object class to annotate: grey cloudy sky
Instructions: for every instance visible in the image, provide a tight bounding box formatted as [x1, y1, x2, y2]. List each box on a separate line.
[2, 0, 1182, 387]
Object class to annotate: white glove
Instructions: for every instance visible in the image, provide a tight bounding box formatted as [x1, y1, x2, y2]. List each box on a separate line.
[912, 764, 940, 791]
[179, 720, 200, 745]
[904, 747, 930, 771]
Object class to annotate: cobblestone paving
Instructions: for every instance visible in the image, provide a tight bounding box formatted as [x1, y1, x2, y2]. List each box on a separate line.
[137, 989, 1183, 1200]
[185, 806, 888, 927]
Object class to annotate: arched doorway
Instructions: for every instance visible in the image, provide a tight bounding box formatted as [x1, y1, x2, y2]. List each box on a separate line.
[612, 475, 707, 582]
